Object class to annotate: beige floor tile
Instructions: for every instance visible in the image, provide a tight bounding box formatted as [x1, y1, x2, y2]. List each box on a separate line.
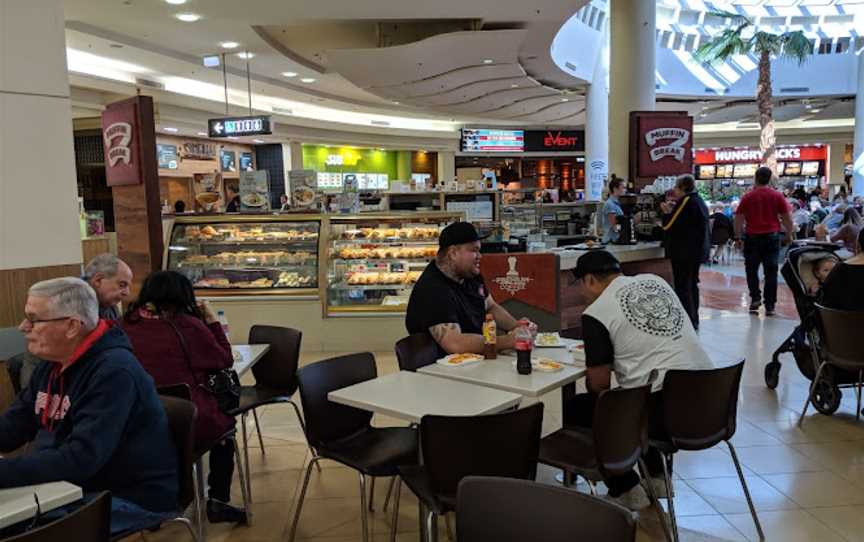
[761, 471, 864, 508]
[685, 476, 799, 514]
[808, 505, 864, 542]
[674, 449, 753, 480]
[673, 514, 748, 541]
[725, 509, 846, 542]
[241, 467, 301, 504]
[791, 440, 864, 476]
[659, 485, 719, 517]
[729, 421, 784, 447]
[732, 444, 824, 475]
[243, 443, 310, 473]
[752, 419, 853, 445]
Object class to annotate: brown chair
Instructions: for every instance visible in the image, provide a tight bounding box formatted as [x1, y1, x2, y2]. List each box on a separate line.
[3, 491, 111, 542]
[394, 333, 440, 372]
[652, 361, 762, 542]
[227, 325, 309, 501]
[799, 305, 864, 426]
[392, 403, 544, 542]
[456, 477, 636, 542]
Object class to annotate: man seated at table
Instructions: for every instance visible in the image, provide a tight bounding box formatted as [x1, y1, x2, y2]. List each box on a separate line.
[0, 277, 178, 536]
[82, 253, 133, 320]
[564, 251, 714, 511]
[406, 221, 534, 354]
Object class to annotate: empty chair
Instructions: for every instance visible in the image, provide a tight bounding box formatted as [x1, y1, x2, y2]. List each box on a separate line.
[799, 305, 864, 426]
[289, 353, 418, 542]
[456, 477, 636, 542]
[227, 325, 308, 500]
[392, 402, 544, 542]
[652, 361, 762, 542]
[395, 333, 440, 372]
[4, 491, 111, 542]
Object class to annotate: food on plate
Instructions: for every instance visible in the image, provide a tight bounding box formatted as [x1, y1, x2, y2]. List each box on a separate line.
[200, 225, 219, 238]
[241, 193, 266, 207]
[194, 277, 230, 288]
[535, 358, 563, 372]
[196, 191, 220, 205]
[293, 187, 316, 206]
[183, 254, 210, 265]
[446, 353, 483, 365]
[535, 333, 562, 347]
[275, 272, 313, 288]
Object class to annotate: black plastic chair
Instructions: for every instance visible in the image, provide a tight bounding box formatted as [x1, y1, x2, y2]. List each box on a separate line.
[456, 476, 636, 542]
[4, 491, 111, 542]
[652, 361, 762, 542]
[227, 325, 309, 501]
[288, 353, 418, 542]
[799, 305, 864, 426]
[391, 402, 544, 542]
[395, 333, 440, 372]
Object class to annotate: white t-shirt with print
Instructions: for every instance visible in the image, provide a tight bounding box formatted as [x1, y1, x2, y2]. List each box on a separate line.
[583, 274, 713, 391]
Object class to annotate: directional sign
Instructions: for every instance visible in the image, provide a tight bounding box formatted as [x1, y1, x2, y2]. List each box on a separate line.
[208, 115, 272, 138]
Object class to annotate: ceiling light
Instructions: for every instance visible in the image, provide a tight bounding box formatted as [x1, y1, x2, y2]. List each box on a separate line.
[282, 71, 298, 77]
[174, 13, 201, 22]
[300, 77, 316, 83]
[483, 59, 494, 64]
[810, 108, 822, 113]
[220, 41, 239, 49]
[197, 132, 207, 136]
[163, 127, 179, 133]
[393, 101, 400, 105]
[165, 0, 187, 4]
[561, 98, 569, 102]
[511, 84, 519, 88]
[237, 52, 255, 59]
[253, 139, 265, 143]
[804, 103, 812, 109]
[228, 136, 239, 140]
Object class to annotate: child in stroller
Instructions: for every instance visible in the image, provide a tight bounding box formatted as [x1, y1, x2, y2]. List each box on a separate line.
[807, 257, 837, 296]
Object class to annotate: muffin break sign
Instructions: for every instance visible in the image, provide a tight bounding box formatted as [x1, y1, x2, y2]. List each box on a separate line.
[480, 253, 557, 313]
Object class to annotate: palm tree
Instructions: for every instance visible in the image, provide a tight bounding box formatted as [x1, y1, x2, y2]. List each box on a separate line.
[695, 11, 813, 174]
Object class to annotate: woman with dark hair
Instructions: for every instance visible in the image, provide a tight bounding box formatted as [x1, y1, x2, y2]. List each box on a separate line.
[821, 228, 864, 311]
[830, 207, 863, 252]
[122, 271, 246, 524]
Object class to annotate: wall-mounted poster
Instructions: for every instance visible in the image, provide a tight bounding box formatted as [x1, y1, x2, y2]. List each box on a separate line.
[193, 172, 224, 212]
[220, 149, 237, 172]
[239, 170, 271, 211]
[157, 144, 179, 170]
[289, 169, 318, 209]
[240, 152, 254, 171]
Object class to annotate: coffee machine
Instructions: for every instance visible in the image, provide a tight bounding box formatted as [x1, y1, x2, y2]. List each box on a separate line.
[613, 194, 638, 245]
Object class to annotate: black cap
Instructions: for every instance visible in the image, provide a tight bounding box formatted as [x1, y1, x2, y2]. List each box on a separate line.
[439, 221, 486, 249]
[572, 250, 622, 280]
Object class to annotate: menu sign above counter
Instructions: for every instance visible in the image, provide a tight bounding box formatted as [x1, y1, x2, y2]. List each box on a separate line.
[461, 128, 585, 153]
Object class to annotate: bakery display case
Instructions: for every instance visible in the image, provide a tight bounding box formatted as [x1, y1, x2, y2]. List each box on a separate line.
[165, 215, 322, 295]
[325, 212, 463, 314]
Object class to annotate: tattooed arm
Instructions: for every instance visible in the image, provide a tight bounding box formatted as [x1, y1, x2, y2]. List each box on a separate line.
[429, 322, 516, 354]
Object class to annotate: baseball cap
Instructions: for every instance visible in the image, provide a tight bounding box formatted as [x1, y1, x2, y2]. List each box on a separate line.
[571, 250, 622, 280]
[438, 222, 487, 249]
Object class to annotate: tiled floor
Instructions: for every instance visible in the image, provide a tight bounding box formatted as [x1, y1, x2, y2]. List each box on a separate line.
[136, 267, 864, 542]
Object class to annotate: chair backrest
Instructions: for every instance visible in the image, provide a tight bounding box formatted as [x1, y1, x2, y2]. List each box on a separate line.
[249, 325, 303, 392]
[661, 361, 744, 451]
[4, 491, 112, 542]
[421, 402, 544, 500]
[157, 383, 192, 401]
[456, 477, 635, 542]
[159, 395, 197, 511]
[296, 352, 376, 448]
[394, 333, 440, 372]
[815, 304, 864, 369]
[592, 385, 651, 478]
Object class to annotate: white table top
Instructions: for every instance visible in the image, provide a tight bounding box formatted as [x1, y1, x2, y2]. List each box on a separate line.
[328, 371, 523, 424]
[0, 482, 82, 529]
[418, 340, 586, 398]
[232, 344, 270, 377]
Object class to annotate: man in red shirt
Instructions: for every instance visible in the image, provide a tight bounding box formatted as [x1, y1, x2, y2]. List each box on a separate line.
[734, 167, 796, 316]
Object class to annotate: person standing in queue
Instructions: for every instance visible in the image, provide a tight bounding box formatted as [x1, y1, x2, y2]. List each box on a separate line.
[405, 222, 536, 355]
[600, 177, 626, 243]
[660, 174, 710, 330]
[734, 167, 796, 316]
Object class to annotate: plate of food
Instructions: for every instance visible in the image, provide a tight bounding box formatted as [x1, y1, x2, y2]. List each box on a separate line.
[436, 353, 484, 367]
[293, 186, 316, 206]
[535, 332, 565, 348]
[509, 358, 564, 372]
[568, 341, 586, 362]
[241, 192, 266, 207]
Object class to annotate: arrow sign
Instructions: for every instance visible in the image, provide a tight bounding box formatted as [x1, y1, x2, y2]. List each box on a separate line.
[212, 122, 223, 135]
[208, 115, 272, 138]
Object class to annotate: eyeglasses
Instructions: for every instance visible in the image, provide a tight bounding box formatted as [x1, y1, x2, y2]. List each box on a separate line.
[21, 315, 71, 327]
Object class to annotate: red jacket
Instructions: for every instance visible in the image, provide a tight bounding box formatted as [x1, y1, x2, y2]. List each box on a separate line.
[122, 313, 234, 446]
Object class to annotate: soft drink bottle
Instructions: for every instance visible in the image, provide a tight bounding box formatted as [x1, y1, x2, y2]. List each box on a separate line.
[515, 322, 533, 375]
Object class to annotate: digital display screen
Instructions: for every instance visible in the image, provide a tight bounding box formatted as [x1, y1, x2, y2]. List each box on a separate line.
[801, 161, 819, 176]
[698, 165, 716, 179]
[316, 172, 343, 191]
[776, 162, 785, 176]
[715, 164, 734, 178]
[461, 128, 524, 152]
[784, 162, 802, 176]
[358, 173, 388, 190]
[733, 163, 758, 178]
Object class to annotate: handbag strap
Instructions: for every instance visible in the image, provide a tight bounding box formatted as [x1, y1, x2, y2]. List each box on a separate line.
[163, 316, 204, 390]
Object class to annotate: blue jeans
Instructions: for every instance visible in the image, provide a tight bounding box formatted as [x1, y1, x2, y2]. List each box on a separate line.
[38, 493, 175, 537]
[744, 233, 781, 308]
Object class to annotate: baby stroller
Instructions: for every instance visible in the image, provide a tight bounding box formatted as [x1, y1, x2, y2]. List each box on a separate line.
[764, 241, 854, 415]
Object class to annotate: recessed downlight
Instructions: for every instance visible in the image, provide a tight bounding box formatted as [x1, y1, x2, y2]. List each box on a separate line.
[237, 51, 255, 59]
[282, 71, 298, 77]
[511, 84, 519, 88]
[220, 41, 239, 49]
[165, 0, 187, 4]
[482, 59, 494, 64]
[561, 98, 569, 102]
[163, 127, 179, 133]
[197, 132, 207, 136]
[174, 13, 201, 22]
[300, 77, 316, 83]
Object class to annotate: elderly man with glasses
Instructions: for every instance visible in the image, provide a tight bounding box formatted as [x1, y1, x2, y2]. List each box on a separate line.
[0, 277, 177, 536]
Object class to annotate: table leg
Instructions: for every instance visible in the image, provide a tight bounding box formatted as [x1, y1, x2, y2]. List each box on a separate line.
[554, 382, 578, 486]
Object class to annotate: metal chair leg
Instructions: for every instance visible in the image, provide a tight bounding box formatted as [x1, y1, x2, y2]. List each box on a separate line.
[232, 437, 252, 526]
[426, 510, 438, 542]
[383, 476, 396, 512]
[418, 502, 428, 542]
[368, 476, 376, 512]
[727, 441, 764, 541]
[389, 477, 402, 542]
[358, 473, 370, 542]
[288, 457, 320, 542]
[192, 459, 206, 542]
[251, 408, 265, 455]
[165, 517, 201, 542]
[798, 361, 828, 427]
[240, 413, 253, 502]
[660, 453, 679, 542]
[640, 459, 673, 542]
[857, 371, 862, 422]
[289, 400, 320, 473]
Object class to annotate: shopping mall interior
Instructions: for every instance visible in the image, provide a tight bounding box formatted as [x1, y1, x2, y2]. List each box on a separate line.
[2, 0, 864, 541]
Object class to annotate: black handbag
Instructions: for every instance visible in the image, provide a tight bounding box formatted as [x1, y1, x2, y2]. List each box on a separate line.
[166, 317, 241, 413]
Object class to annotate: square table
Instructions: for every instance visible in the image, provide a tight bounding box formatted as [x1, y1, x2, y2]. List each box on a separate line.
[328, 371, 523, 424]
[231, 344, 270, 378]
[0, 482, 82, 529]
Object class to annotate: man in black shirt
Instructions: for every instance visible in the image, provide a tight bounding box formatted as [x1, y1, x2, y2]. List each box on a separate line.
[406, 222, 530, 354]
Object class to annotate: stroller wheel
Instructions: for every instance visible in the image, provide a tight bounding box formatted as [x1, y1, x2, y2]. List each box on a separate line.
[764, 362, 781, 390]
[812, 380, 842, 415]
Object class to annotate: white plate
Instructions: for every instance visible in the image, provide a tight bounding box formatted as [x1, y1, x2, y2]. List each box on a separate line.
[568, 341, 586, 361]
[535, 332, 565, 348]
[436, 353, 485, 368]
[510, 358, 565, 373]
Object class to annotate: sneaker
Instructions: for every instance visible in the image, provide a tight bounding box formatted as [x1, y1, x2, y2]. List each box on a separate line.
[749, 301, 762, 314]
[765, 306, 776, 317]
[646, 476, 674, 500]
[606, 484, 651, 511]
[206, 499, 248, 524]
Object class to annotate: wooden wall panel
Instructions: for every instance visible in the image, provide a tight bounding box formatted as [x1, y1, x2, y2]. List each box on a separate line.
[411, 151, 438, 184]
[0, 264, 83, 327]
[156, 135, 255, 180]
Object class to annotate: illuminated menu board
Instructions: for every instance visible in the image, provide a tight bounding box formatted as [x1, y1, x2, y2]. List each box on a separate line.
[461, 129, 524, 152]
